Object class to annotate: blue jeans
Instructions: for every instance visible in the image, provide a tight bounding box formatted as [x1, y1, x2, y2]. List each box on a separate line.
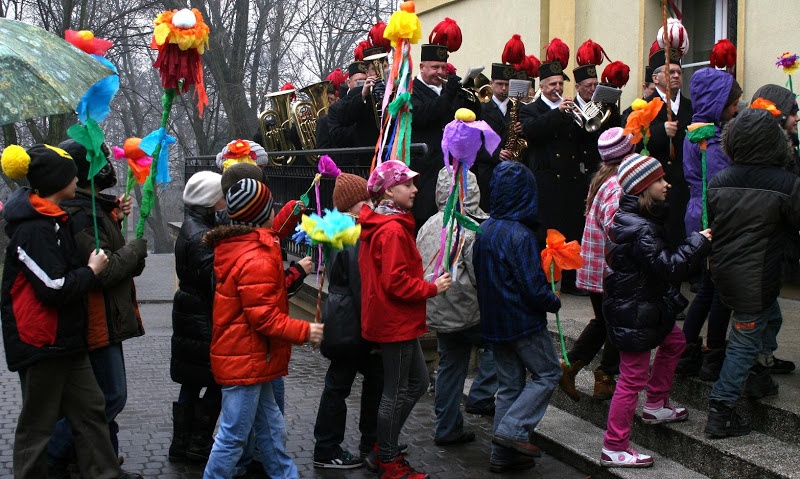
[48, 343, 127, 462]
[378, 339, 429, 462]
[709, 300, 783, 406]
[203, 381, 298, 479]
[435, 326, 497, 441]
[491, 328, 561, 462]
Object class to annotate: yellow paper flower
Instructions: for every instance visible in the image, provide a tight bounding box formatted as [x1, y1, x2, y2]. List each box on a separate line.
[631, 98, 648, 111]
[455, 108, 476, 122]
[153, 8, 210, 52]
[383, 2, 422, 48]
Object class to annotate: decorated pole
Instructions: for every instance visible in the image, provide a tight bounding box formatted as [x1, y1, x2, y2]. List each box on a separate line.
[541, 229, 584, 366]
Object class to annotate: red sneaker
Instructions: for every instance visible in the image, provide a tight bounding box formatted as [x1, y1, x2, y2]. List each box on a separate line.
[377, 454, 429, 479]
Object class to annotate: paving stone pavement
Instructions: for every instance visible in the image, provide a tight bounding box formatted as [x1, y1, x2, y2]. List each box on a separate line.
[0, 254, 587, 479]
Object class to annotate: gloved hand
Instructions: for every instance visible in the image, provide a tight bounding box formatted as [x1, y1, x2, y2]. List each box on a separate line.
[372, 79, 386, 102]
[129, 238, 148, 260]
[444, 75, 463, 95]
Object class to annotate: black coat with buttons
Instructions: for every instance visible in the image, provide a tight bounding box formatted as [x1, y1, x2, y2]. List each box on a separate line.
[520, 98, 601, 244]
[472, 99, 510, 211]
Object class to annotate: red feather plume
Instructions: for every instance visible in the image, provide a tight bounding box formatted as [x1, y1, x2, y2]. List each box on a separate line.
[368, 21, 391, 50]
[353, 40, 371, 61]
[576, 39, 609, 66]
[520, 54, 541, 78]
[429, 17, 462, 53]
[446, 63, 457, 75]
[325, 68, 347, 93]
[502, 34, 526, 65]
[710, 39, 736, 71]
[601, 61, 630, 88]
[649, 40, 661, 57]
[545, 38, 570, 69]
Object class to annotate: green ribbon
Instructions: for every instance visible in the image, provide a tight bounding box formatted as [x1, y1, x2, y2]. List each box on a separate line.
[67, 117, 108, 252]
[550, 260, 570, 368]
[687, 123, 716, 229]
[388, 92, 413, 164]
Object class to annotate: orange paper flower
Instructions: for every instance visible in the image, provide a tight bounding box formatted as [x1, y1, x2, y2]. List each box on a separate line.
[750, 97, 782, 117]
[623, 96, 664, 145]
[541, 229, 584, 283]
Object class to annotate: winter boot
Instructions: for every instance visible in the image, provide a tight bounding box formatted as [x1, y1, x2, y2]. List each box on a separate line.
[558, 359, 586, 401]
[377, 454, 428, 479]
[698, 347, 726, 382]
[674, 340, 702, 376]
[769, 356, 796, 374]
[744, 363, 780, 398]
[705, 400, 751, 438]
[185, 402, 220, 463]
[592, 370, 616, 400]
[168, 402, 193, 462]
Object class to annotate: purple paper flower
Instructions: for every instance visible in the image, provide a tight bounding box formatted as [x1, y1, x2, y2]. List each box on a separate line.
[318, 154, 341, 177]
[441, 119, 501, 170]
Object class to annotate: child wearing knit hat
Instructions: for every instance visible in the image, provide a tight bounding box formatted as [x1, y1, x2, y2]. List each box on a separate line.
[600, 153, 712, 468]
[0, 144, 124, 478]
[561, 127, 632, 403]
[312, 172, 379, 469]
[202, 177, 323, 478]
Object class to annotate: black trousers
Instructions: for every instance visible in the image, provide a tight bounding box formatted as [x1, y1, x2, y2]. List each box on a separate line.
[567, 292, 620, 374]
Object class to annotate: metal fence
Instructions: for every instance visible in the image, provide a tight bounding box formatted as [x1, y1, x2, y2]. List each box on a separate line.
[183, 156, 369, 260]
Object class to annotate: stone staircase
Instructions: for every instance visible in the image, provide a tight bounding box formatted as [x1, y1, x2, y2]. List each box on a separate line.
[536, 316, 800, 479]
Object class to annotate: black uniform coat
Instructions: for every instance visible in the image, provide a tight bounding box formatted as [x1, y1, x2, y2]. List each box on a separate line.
[472, 99, 510, 211]
[631, 90, 693, 246]
[410, 78, 481, 229]
[326, 87, 378, 167]
[519, 98, 601, 245]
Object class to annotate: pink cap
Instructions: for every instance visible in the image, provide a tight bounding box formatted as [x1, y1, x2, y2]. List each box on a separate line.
[367, 160, 420, 197]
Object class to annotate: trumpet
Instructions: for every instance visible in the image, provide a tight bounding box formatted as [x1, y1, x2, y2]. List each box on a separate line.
[438, 75, 482, 105]
[555, 93, 610, 132]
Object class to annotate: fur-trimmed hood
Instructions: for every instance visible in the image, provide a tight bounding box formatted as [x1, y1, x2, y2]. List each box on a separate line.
[202, 224, 257, 248]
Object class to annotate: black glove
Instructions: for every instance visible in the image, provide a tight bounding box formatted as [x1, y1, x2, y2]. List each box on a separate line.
[129, 238, 148, 260]
[444, 75, 462, 95]
[372, 79, 386, 102]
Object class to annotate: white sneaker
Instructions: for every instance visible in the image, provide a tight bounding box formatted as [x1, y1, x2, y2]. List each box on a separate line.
[601, 448, 654, 468]
[641, 400, 689, 425]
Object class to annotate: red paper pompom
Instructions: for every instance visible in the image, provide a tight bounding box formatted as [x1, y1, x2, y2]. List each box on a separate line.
[601, 61, 630, 88]
[545, 38, 570, 69]
[576, 39, 608, 66]
[429, 17, 462, 53]
[502, 34, 526, 65]
[710, 39, 736, 71]
[368, 21, 392, 50]
[353, 40, 371, 61]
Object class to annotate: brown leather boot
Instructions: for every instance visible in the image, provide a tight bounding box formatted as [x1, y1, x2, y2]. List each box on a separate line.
[593, 369, 616, 400]
[558, 359, 585, 401]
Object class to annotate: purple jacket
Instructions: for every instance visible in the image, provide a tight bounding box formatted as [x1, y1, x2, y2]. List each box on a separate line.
[683, 68, 734, 235]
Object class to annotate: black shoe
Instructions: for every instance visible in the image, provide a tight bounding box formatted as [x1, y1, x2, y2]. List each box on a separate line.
[489, 456, 536, 473]
[675, 341, 703, 376]
[465, 404, 495, 416]
[675, 311, 686, 321]
[434, 431, 476, 446]
[698, 347, 726, 382]
[705, 400, 751, 438]
[313, 450, 364, 469]
[770, 356, 795, 374]
[119, 471, 144, 479]
[689, 281, 701, 293]
[744, 364, 779, 398]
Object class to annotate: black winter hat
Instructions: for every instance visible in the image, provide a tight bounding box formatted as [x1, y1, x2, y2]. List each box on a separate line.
[723, 108, 788, 167]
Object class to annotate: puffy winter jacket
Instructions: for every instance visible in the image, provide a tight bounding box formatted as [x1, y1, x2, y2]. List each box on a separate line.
[204, 225, 310, 386]
[683, 68, 733, 234]
[417, 167, 486, 333]
[359, 203, 437, 343]
[473, 162, 561, 342]
[603, 194, 710, 352]
[1, 188, 97, 371]
[708, 108, 800, 313]
[62, 190, 145, 351]
[171, 205, 217, 386]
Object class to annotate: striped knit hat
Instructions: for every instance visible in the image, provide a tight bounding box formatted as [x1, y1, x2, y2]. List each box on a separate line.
[226, 178, 274, 226]
[617, 153, 665, 195]
[597, 127, 634, 164]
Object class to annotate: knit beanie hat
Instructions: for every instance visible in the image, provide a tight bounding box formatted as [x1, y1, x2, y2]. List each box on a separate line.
[1, 143, 77, 197]
[183, 171, 223, 208]
[597, 127, 634, 164]
[333, 173, 370, 212]
[617, 153, 665, 195]
[226, 178, 274, 226]
[221, 162, 264, 195]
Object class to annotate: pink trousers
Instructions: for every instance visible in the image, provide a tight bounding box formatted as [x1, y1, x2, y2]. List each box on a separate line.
[603, 325, 686, 451]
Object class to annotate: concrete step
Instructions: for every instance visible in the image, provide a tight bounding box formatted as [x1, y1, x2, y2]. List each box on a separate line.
[534, 405, 711, 479]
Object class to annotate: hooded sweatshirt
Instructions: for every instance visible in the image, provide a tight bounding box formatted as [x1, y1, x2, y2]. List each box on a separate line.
[359, 202, 438, 343]
[751, 84, 800, 174]
[473, 162, 560, 342]
[417, 168, 487, 333]
[683, 68, 734, 235]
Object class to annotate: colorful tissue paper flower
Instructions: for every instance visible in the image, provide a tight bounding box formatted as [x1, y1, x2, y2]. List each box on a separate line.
[65, 30, 119, 124]
[541, 229, 583, 283]
[318, 155, 341, 178]
[67, 118, 108, 180]
[300, 209, 361, 250]
[112, 138, 153, 184]
[441, 108, 501, 171]
[751, 97, 783, 117]
[777, 52, 800, 75]
[623, 96, 664, 149]
[292, 224, 312, 247]
[65, 30, 113, 56]
[630, 98, 648, 111]
[383, 1, 422, 48]
[139, 127, 176, 184]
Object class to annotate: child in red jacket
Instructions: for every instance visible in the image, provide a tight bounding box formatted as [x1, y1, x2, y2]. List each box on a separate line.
[359, 160, 451, 479]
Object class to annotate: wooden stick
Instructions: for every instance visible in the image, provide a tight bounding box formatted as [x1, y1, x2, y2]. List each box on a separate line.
[662, 0, 676, 159]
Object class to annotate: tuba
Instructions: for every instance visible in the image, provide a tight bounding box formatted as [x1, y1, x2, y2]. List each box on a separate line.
[290, 97, 320, 165]
[299, 80, 332, 118]
[258, 90, 297, 166]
